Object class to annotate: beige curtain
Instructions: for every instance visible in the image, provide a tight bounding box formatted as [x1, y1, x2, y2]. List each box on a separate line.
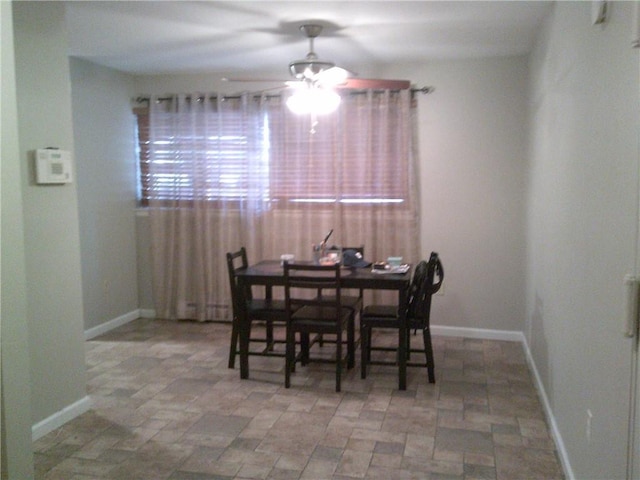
[148, 89, 419, 321]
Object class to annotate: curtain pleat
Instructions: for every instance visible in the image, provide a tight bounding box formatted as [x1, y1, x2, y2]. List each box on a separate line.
[148, 89, 419, 321]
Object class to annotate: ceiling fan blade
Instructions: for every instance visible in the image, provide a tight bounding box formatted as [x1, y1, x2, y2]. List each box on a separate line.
[336, 78, 412, 90]
[222, 77, 287, 83]
[285, 80, 308, 89]
[224, 24, 410, 93]
[254, 85, 290, 93]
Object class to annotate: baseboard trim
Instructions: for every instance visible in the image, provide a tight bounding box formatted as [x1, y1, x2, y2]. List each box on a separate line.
[139, 308, 156, 319]
[431, 324, 524, 342]
[84, 310, 141, 340]
[520, 336, 574, 480]
[32, 396, 92, 441]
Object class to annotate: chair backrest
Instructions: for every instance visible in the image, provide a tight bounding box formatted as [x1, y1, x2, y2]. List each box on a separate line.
[226, 247, 251, 318]
[406, 260, 429, 319]
[408, 252, 444, 327]
[426, 251, 444, 295]
[284, 262, 342, 317]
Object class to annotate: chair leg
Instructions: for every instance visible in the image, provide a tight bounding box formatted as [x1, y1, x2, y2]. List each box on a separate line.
[422, 327, 435, 383]
[266, 320, 274, 351]
[336, 329, 342, 392]
[228, 317, 239, 369]
[300, 333, 310, 366]
[347, 313, 355, 369]
[360, 324, 369, 379]
[285, 327, 295, 388]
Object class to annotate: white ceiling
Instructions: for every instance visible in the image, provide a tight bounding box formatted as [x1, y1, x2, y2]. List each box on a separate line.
[64, 1, 553, 77]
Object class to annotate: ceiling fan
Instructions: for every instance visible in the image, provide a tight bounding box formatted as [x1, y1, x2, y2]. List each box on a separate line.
[224, 23, 412, 92]
[288, 24, 350, 87]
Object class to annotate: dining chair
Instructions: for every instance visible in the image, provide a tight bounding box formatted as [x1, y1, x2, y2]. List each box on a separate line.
[360, 252, 444, 383]
[316, 245, 365, 308]
[315, 245, 365, 349]
[284, 262, 355, 392]
[340, 245, 367, 306]
[226, 247, 288, 369]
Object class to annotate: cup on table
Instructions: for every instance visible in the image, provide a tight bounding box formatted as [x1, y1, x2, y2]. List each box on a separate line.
[387, 256, 403, 267]
[280, 254, 295, 266]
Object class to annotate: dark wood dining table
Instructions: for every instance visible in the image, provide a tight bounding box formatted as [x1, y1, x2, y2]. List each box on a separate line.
[234, 260, 413, 390]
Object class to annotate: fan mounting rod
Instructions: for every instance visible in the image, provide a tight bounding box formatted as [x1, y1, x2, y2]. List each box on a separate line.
[289, 24, 335, 79]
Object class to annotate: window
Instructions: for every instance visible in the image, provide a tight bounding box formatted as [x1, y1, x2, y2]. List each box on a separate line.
[268, 95, 410, 205]
[134, 106, 270, 206]
[135, 91, 412, 208]
[134, 108, 151, 205]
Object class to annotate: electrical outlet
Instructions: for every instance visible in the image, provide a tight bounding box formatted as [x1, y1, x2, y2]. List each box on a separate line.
[586, 409, 593, 443]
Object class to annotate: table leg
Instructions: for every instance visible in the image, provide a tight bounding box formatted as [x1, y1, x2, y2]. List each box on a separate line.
[238, 282, 251, 379]
[265, 286, 274, 349]
[239, 312, 250, 379]
[398, 286, 408, 390]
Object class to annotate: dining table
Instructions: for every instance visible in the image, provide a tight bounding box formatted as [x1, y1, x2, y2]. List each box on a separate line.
[234, 260, 413, 390]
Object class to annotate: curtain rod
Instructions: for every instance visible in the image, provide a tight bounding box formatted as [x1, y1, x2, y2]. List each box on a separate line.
[134, 86, 434, 105]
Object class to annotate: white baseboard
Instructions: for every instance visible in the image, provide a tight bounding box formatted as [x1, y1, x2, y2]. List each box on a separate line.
[84, 310, 141, 340]
[520, 336, 574, 480]
[34, 312, 142, 441]
[431, 324, 524, 342]
[32, 396, 92, 441]
[139, 308, 156, 319]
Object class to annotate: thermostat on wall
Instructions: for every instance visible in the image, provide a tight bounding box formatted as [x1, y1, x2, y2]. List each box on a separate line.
[35, 149, 73, 184]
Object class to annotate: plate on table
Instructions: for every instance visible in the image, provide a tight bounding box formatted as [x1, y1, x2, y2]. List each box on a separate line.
[371, 264, 410, 274]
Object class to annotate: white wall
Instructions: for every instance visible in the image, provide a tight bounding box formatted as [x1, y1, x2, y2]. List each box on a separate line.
[70, 58, 140, 332]
[390, 57, 529, 333]
[527, 3, 639, 478]
[1, 2, 34, 477]
[12, 1, 89, 431]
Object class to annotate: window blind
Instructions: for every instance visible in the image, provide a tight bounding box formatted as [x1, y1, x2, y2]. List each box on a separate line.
[268, 91, 410, 205]
[136, 90, 411, 207]
[138, 98, 269, 205]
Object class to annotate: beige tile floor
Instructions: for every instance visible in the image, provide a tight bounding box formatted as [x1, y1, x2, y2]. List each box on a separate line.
[34, 318, 565, 480]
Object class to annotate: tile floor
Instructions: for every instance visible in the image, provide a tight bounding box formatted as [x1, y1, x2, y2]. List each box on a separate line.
[33, 318, 565, 479]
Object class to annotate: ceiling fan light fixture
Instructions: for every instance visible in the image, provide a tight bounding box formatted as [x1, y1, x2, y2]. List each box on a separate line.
[286, 87, 341, 115]
[289, 58, 335, 79]
[316, 66, 349, 85]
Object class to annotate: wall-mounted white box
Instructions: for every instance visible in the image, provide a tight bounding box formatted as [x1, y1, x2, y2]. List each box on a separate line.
[35, 149, 73, 184]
